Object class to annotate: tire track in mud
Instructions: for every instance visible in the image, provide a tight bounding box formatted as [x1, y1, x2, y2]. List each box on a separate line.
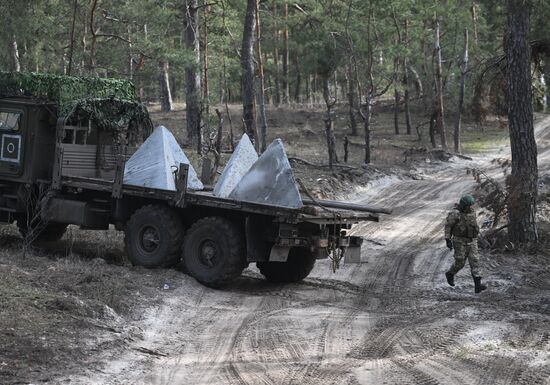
[224, 297, 303, 384]
[474, 356, 524, 385]
[227, 302, 361, 385]
[225, 287, 377, 385]
[222, 284, 339, 385]
[513, 364, 550, 385]
[416, 358, 478, 385]
[349, 316, 475, 385]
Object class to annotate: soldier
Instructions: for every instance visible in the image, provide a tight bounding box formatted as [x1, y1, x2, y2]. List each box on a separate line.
[444, 194, 487, 293]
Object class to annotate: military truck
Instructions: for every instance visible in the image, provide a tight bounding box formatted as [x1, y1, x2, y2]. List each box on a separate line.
[0, 72, 388, 287]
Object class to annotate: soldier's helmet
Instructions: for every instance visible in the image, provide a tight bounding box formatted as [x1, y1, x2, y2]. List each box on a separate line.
[459, 194, 475, 207]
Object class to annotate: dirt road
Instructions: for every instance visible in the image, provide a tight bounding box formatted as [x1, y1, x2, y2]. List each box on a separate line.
[74, 117, 550, 385]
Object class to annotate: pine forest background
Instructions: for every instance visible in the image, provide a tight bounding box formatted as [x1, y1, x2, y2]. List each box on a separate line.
[1, 0, 549, 152]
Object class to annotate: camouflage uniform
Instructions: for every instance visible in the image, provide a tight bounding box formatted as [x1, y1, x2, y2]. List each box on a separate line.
[444, 205, 481, 277]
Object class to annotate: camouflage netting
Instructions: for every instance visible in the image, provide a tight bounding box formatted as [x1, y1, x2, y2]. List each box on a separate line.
[68, 98, 153, 144]
[0, 72, 137, 115]
[0, 72, 152, 143]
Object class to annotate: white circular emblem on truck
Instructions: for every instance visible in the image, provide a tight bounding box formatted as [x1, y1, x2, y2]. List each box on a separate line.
[1, 134, 21, 163]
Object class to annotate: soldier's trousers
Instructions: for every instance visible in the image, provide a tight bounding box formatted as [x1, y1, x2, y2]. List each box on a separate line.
[447, 239, 481, 277]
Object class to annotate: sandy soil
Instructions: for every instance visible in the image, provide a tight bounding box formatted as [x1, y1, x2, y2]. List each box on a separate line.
[57, 116, 550, 385]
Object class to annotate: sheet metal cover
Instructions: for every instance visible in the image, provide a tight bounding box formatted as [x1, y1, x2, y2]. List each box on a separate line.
[123, 126, 203, 191]
[229, 139, 303, 208]
[213, 133, 258, 197]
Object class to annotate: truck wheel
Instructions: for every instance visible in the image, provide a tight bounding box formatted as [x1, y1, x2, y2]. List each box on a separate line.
[18, 221, 68, 244]
[125, 205, 184, 268]
[257, 247, 316, 283]
[182, 217, 245, 288]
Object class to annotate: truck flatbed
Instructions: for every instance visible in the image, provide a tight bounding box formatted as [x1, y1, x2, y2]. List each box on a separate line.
[58, 175, 380, 224]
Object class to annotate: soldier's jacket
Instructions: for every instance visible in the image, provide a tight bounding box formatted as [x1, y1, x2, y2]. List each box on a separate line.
[445, 205, 479, 240]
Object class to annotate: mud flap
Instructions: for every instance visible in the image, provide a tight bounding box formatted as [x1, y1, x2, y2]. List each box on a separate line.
[269, 245, 290, 262]
[344, 236, 363, 264]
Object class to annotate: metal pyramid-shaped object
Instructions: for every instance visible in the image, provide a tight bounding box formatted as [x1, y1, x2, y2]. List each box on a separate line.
[213, 134, 258, 198]
[229, 139, 302, 208]
[124, 126, 203, 191]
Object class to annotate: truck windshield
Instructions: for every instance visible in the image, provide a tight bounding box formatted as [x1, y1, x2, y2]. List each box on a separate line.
[0, 112, 21, 131]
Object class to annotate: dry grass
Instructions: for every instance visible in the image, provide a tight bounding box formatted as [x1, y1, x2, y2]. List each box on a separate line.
[0, 224, 182, 384]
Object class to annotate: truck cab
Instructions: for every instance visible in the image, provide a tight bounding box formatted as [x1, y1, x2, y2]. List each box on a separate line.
[0, 98, 58, 224]
[0, 98, 57, 183]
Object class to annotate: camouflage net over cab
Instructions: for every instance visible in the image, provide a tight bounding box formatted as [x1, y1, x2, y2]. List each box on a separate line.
[0, 72, 137, 116]
[67, 97, 153, 144]
[0, 72, 152, 144]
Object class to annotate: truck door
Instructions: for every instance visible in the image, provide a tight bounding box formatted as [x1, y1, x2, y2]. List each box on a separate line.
[0, 109, 24, 176]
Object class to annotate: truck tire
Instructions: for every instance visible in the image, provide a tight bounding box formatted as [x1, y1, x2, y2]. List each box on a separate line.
[257, 247, 316, 283]
[125, 205, 184, 268]
[182, 217, 245, 288]
[18, 221, 68, 244]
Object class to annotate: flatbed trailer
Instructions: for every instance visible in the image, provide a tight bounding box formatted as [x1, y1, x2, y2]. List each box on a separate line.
[0, 95, 386, 287]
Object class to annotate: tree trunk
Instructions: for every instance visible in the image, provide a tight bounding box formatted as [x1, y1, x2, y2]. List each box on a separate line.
[347, 64, 358, 136]
[294, 53, 301, 103]
[429, 109, 437, 148]
[403, 60, 412, 135]
[421, 20, 431, 114]
[241, 0, 258, 146]
[471, 2, 478, 45]
[408, 65, 423, 100]
[89, 0, 99, 75]
[255, 0, 268, 152]
[394, 86, 400, 135]
[363, 92, 373, 164]
[223, 57, 234, 151]
[506, 0, 538, 243]
[282, 3, 290, 104]
[392, 12, 401, 136]
[159, 61, 173, 112]
[434, 19, 447, 149]
[403, 20, 412, 135]
[363, 5, 374, 165]
[344, 136, 349, 163]
[544, 59, 550, 112]
[81, 9, 88, 76]
[203, 5, 210, 107]
[393, 61, 400, 136]
[127, 26, 133, 80]
[184, 0, 202, 152]
[67, 0, 78, 76]
[10, 37, 21, 72]
[272, 1, 281, 106]
[454, 28, 468, 153]
[322, 77, 338, 169]
[306, 75, 312, 106]
[332, 71, 338, 102]
[138, 23, 148, 98]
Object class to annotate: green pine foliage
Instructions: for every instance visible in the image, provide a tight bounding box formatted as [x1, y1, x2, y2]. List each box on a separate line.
[0, 0, 547, 113]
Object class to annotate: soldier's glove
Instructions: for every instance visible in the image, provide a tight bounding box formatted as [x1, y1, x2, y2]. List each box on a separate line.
[445, 238, 453, 250]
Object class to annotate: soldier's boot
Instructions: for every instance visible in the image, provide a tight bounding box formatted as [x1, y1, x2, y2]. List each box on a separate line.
[473, 277, 487, 293]
[445, 271, 455, 287]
